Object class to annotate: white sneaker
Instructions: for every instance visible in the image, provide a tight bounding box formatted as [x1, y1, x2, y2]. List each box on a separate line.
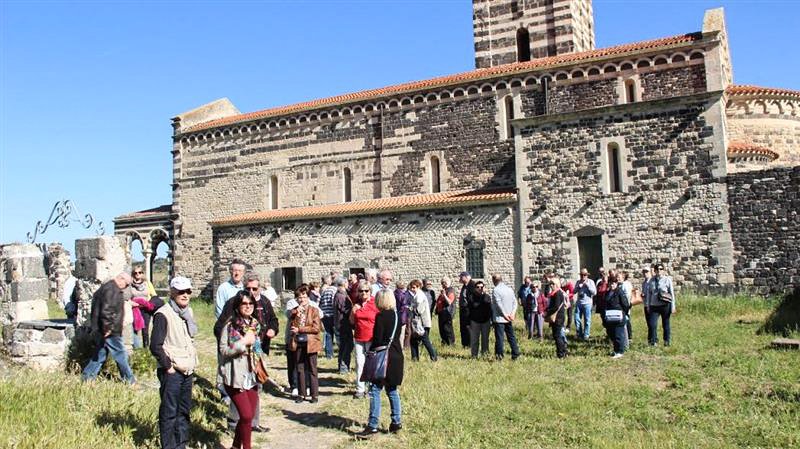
[291, 388, 298, 397]
[612, 353, 624, 359]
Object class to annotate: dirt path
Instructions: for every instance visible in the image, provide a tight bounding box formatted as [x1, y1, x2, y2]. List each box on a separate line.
[218, 356, 360, 449]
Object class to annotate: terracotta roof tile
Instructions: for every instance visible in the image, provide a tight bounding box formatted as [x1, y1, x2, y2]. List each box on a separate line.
[185, 33, 703, 133]
[726, 85, 800, 99]
[210, 188, 517, 227]
[727, 141, 779, 161]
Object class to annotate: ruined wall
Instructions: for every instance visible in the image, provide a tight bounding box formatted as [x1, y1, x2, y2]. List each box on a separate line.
[727, 166, 800, 292]
[517, 95, 734, 288]
[212, 204, 516, 292]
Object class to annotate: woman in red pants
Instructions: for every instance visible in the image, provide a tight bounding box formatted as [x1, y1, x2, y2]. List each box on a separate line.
[218, 290, 265, 449]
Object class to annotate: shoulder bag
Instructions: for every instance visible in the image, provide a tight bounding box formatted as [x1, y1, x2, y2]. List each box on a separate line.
[360, 313, 398, 384]
[545, 298, 564, 325]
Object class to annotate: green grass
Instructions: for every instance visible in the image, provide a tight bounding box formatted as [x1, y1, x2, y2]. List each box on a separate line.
[2, 294, 798, 448]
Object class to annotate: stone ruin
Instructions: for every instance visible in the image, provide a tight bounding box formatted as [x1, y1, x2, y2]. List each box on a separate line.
[1, 236, 129, 370]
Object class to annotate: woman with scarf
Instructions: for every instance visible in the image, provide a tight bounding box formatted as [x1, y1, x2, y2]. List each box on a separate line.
[288, 284, 322, 403]
[218, 290, 266, 449]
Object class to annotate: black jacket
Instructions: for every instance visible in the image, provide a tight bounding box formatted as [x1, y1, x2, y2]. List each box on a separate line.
[545, 291, 567, 328]
[459, 280, 478, 310]
[89, 280, 124, 336]
[469, 291, 493, 323]
[213, 293, 279, 354]
[371, 309, 404, 386]
[604, 288, 631, 314]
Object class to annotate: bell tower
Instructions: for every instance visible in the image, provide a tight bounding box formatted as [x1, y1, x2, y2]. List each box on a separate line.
[473, 0, 595, 69]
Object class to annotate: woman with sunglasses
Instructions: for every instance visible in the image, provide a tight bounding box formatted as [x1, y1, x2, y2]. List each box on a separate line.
[544, 277, 569, 358]
[218, 290, 265, 449]
[128, 265, 159, 348]
[350, 280, 379, 399]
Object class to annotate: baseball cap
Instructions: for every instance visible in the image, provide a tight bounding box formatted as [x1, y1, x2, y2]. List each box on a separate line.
[170, 276, 192, 291]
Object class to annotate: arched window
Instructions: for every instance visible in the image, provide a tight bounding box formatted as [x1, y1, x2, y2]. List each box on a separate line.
[607, 143, 622, 193]
[343, 168, 352, 202]
[504, 95, 515, 139]
[270, 175, 278, 209]
[430, 156, 441, 193]
[516, 28, 531, 63]
[625, 79, 636, 104]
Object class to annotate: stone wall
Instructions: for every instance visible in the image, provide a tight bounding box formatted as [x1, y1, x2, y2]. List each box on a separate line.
[727, 166, 800, 292]
[726, 113, 800, 168]
[516, 95, 734, 288]
[45, 242, 71, 301]
[640, 64, 707, 101]
[174, 49, 712, 294]
[211, 204, 517, 293]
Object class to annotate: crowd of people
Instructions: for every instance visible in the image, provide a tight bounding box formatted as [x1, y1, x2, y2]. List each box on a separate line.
[78, 259, 676, 448]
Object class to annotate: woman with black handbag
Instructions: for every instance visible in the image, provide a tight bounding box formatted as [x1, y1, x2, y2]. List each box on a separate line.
[544, 277, 568, 359]
[603, 276, 630, 358]
[357, 290, 404, 438]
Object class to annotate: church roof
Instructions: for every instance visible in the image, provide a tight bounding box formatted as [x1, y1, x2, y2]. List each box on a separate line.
[726, 85, 800, 99]
[185, 32, 704, 134]
[115, 204, 173, 220]
[210, 188, 517, 227]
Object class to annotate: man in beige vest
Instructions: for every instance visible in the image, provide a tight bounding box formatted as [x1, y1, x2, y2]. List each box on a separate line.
[150, 276, 198, 449]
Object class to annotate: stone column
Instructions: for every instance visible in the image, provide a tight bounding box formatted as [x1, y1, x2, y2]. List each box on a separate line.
[143, 248, 153, 283]
[0, 243, 50, 326]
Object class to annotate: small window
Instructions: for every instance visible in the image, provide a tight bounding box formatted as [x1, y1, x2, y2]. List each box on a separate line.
[430, 156, 441, 193]
[466, 248, 484, 279]
[516, 28, 531, 63]
[625, 79, 636, 104]
[343, 168, 353, 202]
[607, 143, 622, 193]
[269, 175, 279, 209]
[504, 95, 515, 139]
[281, 267, 302, 292]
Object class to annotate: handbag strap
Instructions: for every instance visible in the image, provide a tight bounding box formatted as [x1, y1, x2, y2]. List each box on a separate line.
[387, 311, 398, 346]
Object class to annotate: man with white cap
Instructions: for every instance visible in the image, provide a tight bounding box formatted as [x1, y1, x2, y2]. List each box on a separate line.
[150, 276, 199, 449]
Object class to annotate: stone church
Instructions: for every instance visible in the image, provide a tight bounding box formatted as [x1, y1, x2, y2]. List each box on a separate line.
[116, 0, 799, 296]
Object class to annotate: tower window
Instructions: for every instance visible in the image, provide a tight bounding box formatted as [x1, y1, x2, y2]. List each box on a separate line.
[516, 28, 531, 63]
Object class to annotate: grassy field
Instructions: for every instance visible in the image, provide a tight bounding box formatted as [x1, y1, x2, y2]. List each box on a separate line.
[2, 293, 799, 449]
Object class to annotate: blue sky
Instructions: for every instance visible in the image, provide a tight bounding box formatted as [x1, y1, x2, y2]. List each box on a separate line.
[1, 0, 798, 259]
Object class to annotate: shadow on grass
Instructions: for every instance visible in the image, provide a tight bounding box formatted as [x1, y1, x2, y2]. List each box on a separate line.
[281, 409, 360, 435]
[759, 287, 800, 337]
[95, 411, 156, 447]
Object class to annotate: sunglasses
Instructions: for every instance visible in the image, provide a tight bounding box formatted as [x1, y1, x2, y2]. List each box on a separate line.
[176, 289, 192, 295]
[359, 289, 370, 293]
[240, 301, 254, 306]
[246, 287, 259, 292]
[133, 271, 143, 275]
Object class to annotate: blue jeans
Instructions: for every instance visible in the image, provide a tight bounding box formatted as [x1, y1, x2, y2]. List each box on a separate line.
[368, 383, 401, 429]
[81, 334, 136, 384]
[157, 369, 193, 449]
[493, 322, 520, 359]
[646, 304, 672, 345]
[322, 316, 335, 359]
[410, 327, 438, 361]
[574, 302, 593, 339]
[606, 321, 627, 354]
[552, 325, 568, 358]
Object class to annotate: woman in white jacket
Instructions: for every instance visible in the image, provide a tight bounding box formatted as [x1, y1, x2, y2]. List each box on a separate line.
[408, 279, 438, 361]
